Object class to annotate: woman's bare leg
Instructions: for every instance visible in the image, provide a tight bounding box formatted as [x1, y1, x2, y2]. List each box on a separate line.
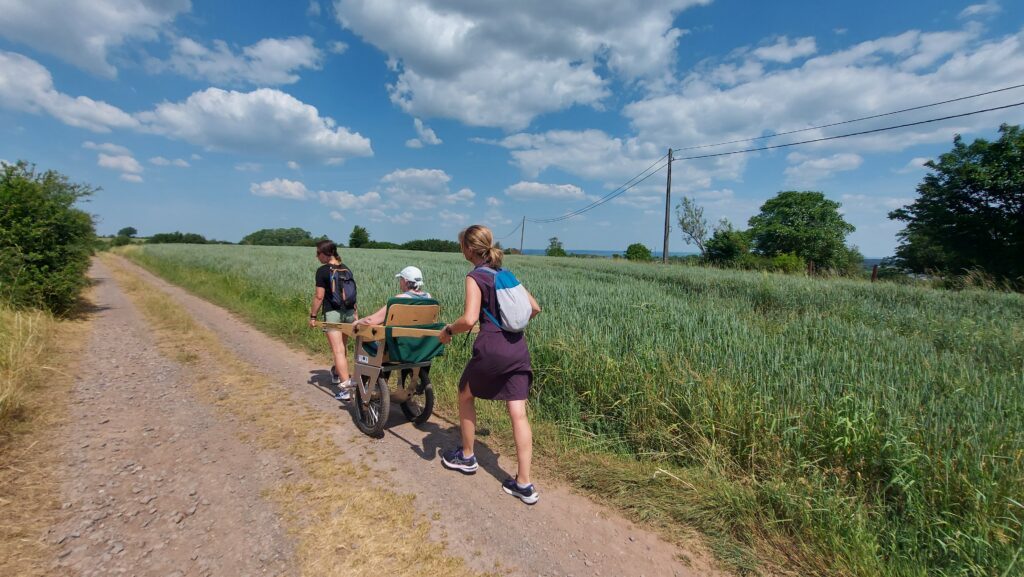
[326, 331, 350, 381]
[506, 399, 533, 485]
[458, 383, 476, 456]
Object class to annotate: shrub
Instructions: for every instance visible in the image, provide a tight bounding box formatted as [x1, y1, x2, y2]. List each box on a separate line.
[0, 162, 96, 314]
[625, 243, 653, 262]
[768, 252, 805, 274]
[148, 232, 209, 244]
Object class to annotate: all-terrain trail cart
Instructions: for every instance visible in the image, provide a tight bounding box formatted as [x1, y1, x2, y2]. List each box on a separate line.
[320, 297, 449, 436]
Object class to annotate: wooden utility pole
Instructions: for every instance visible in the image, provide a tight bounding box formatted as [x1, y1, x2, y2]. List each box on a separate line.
[519, 216, 525, 255]
[662, 148, 673, 264]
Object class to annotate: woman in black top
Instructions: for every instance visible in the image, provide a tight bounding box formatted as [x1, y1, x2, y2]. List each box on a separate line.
[308, 240, 357, 400]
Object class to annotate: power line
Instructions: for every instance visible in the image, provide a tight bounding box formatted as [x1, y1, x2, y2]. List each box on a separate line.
[671, 82, 1024, 154]
[495, 219, 522, 240]
[526, 153, 668, 224]
[524, 100, 1024, 223]
[527, 159, 670, 224]
[670, 100, 1024, 162]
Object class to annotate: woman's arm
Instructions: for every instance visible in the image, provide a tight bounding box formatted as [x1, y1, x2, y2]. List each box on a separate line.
[439, 276, 480, 343]
[354, 305, 387, 326]
[525, 287, 541, 319]
[309, 286, 326, 328]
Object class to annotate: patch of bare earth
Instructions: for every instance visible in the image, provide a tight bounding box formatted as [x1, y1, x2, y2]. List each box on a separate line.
[104, 254, 727, 577]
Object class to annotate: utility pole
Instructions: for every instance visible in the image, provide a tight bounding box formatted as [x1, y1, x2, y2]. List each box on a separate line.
[519, 216, 525, 255]
[662, 148, 673, 264]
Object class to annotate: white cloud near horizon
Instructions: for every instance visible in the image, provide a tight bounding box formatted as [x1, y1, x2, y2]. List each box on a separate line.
[0, 0, 190, 77]
[152, 36, 323, 86]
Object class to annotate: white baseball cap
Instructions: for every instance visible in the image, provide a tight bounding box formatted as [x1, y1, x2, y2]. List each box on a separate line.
[395, 266, 424, 286]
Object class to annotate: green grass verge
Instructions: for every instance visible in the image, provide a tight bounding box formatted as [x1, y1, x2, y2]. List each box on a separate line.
[119, 244, 1024, 577]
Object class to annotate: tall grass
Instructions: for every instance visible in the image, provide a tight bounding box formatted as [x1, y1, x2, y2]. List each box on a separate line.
[0, 304, 54, 432]
[123, 244, 1024, 577]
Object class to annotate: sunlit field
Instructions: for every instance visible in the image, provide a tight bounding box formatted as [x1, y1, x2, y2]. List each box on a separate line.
[124, 244, 1024, 577]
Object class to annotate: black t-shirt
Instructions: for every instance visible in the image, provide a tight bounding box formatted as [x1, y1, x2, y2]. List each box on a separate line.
[315, 263, 353, 314]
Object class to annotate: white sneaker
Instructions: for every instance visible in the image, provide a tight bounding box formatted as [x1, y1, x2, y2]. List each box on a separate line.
[334, 385, 351, 401]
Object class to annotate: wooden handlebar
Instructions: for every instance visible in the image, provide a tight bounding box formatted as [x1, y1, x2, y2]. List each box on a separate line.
[313, 322, 479, 341]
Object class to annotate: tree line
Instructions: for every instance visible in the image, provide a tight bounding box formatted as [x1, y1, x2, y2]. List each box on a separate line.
[667, 124, 1022, 285]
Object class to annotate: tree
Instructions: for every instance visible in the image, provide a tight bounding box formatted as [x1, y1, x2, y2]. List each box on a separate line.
[889, 124, 1024, 282]
[148, 231, 208, 244]
[625, 243, 653, 261]
[349, 226, 370, 248]
[400, 239, 460, 252]
[0, 161, 96, 313]
[546, 237, 566, 257]
[705, 220, 750, 264]
[748, 191, 856, 270]
[676, 197, 709, 256]
[117, 226, 137, 238]
[240, 227, 320, 246]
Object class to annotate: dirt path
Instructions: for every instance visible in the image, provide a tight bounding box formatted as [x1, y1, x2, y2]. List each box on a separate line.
[47, 261, 293, 577]
[46, 257, 724, 577]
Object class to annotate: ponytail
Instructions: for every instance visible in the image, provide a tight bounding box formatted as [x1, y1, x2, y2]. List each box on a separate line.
[459, 225, 503, 268]
[316, 239, 340, 260]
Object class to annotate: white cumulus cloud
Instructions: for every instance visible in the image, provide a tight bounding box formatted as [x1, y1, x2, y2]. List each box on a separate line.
[0, 0, 190, 77]
[505, 181, 586, 200]
[753, 36, 817, 63]
[959, 1, 1001, 19]
[137, 87, 373, 162]
[154, 35, 323, 85]
[98, 153, 143, 174]
[149, 156, 189, 167]
[83, 141, 131, 155]
[0, 51, 139, 132]
[333, 0, 709, 129]
[249, 178, 310, 200]
[784, 153, 863, 186]
[406, 117, 442, 148]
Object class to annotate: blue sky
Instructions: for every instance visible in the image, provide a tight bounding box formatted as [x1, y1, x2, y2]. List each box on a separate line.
[1, 0, 1022, 257]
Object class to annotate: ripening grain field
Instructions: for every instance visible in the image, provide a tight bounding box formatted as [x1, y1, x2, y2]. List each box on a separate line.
[123, 244, 1024, 577]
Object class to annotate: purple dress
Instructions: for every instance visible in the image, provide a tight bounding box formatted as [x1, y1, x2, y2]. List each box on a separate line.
[458, 266, 533, 401]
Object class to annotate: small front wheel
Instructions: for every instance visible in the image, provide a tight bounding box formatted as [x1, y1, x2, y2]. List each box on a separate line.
[400, 383, 434, 425]
[354, 376, 390, 437]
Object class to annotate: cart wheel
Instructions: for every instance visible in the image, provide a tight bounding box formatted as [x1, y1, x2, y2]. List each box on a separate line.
[355, 376, 390, 437]
[400, 383, 434, 424]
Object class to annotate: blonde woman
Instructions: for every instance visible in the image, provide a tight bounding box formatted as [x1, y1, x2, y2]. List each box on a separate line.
[438, 225, 542, 504]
